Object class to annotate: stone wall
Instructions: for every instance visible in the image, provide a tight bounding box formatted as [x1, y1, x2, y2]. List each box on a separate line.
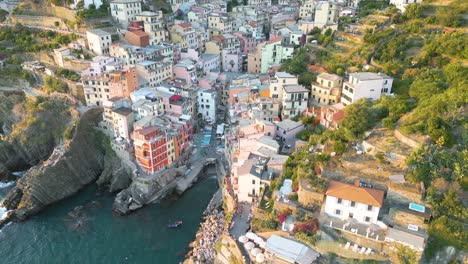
[298, 179, 324, 206]
[10, 15, 69, 30]
[394, 129, 426, 149]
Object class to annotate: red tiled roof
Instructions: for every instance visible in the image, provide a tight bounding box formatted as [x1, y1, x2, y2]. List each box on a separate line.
[266, 36, 282, 45]
[178, 23, 191, 28]
[130, 30, 148, 37]
[326, 180, 384, 207]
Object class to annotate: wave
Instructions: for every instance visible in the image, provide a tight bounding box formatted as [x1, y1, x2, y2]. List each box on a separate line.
[0, 221, 12, 233]
[0, 181, 15, 188]
[0, 207, 9, 220]
[12, 171, 26, 177]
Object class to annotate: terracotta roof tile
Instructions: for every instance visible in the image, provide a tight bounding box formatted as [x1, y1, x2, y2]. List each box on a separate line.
[326, 180, 384, 207]
[266, 36, 282, 45]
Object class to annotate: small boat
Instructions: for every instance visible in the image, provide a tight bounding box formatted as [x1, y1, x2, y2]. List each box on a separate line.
[167, 220, 183, 228]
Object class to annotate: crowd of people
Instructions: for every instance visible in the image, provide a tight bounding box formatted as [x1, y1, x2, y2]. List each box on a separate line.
[187, 209, 225, 263]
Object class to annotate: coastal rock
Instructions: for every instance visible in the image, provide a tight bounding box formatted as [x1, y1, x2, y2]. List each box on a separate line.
[96, 149, 131, 193]
[113, 168, 180, 215]
[0, 108, 106, 220]
[0, 93, 73, 182]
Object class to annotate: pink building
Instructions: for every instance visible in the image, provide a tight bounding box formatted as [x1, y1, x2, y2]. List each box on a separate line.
[173, 60, 197, 85]
[233, 32, 257, 54]
[320, 103, 345, 130]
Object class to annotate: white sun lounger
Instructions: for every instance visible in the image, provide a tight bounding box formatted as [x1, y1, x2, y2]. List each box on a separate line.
[352, 244, 359, 252]
[344, 242, 351, 250]
[365, 248, 372, 255]
[359, 247, 366, 254]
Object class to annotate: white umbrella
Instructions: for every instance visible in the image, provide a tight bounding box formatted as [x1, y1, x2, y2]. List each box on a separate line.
[245, 232, 257, 240]
[254, 236, 264, 244]
[256, 253, 265, 263]
[244, 242, 255, 250]
[238, 236, 249, 243]
[258, 240, 266, 248]
[251, 248, 262, 256]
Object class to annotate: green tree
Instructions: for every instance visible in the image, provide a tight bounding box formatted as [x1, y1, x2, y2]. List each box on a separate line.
[339, 99, 375, 139]
[332, 141, 346, 154]
[409, 69, 447, 100]
[396, 245, 417, 264]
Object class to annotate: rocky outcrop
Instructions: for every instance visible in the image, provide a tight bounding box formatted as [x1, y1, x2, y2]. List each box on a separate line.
[0, 108, 106, 221]
[0, 92, 73, 182]
[112, 168, 182, 215]
[96, 149, 131, 193]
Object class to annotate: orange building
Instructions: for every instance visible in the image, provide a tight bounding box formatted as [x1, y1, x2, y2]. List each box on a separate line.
[133, 126, 168, 174]
[124, 30, 150, 47]
[109, 67, 138, 99]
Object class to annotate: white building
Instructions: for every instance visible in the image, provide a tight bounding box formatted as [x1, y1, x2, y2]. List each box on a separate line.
[135, 11, 169, 45]
[281, 84, 309, 119]
[390, 0, 422, 12]
[201, 53, 220, 74]
[222, 49, 243, 73]
[110, 0, 142, 28]
[236, 161, 272, 203]
[197, 88, 217, 123]
[132, 98, 163, 121]
[86, 29, 112, 56]
[102, 98, 134, 141]
[324, 180, 384, 224]
[269, 72, 298, 100]
[299, 1, 339, 29]
[275, 119, 304, 143]
[73, 0, 103, 9]
[136, 60, 173, 88]
[341, 72, 393, 105]
[265, 235, 320, 264]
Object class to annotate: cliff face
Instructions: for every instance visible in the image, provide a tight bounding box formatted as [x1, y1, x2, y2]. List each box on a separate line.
[113, 168, 180, 215]
[1, 108, 105, 220]
[0, 93, 71, 182]
[96, 149, 132, 193]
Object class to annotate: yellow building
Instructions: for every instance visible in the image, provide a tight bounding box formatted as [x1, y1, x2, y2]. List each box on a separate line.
[311, 73, 343, 105]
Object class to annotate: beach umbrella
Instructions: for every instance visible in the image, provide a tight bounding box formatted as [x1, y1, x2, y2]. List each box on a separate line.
[256, 253, 265, 263]
[244, 242, 255, 250]
[258, 240, 266, 248]
[238, 236, 249, 243]
[254, 236, 264, 244]
[245, 232, 257, 240]
[251, 248, 262, 256]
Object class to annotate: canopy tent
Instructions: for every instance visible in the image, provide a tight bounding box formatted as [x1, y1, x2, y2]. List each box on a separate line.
[258, 240, 266, 248]
[256, 253, 265, 263]
[245, 232, 257, 240]
[244, 242, 255, 250]
[251, 248, 262, 256]
[238, 236, 249, 243]
[254, 236, 264, 245]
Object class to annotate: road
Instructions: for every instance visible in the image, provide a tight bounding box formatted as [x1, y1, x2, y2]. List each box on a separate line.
[0, 22, 85, 37]
[0, 83, 44, 98]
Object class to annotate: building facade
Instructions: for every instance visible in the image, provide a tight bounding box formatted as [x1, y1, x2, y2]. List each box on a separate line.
[133, 126, 169, 174]
[110, 0, 142, 28]
[311, 73, 343, 105]
[341, 72, 393, 105]
[86, 29, 112, 56]
[324, 180, 384, 224]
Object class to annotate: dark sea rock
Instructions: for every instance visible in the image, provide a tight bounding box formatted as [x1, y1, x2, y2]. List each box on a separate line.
[1, 109, 106, 221]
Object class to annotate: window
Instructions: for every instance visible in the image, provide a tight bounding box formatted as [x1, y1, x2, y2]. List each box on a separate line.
[365, 216, 371, 222]
[337, 198, 342, 204]
[335, 209, 341, 215]
[252, 180, 255, 184]
[349, 213, 353, 218]
[367, 205, 372, 211]
[351, 201, 356, 207]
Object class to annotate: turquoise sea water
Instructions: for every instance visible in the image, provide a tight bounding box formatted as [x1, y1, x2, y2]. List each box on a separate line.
[0, 176, 218, 264]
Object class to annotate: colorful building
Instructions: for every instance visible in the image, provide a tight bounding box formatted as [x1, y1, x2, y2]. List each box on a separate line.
[133, 126, 169, 174]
